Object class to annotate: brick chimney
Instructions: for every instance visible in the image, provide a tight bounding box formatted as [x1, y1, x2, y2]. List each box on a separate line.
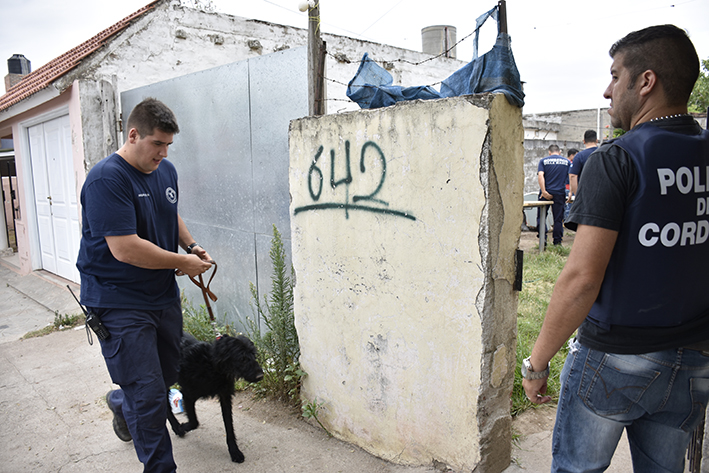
[4, 54, 32, 92]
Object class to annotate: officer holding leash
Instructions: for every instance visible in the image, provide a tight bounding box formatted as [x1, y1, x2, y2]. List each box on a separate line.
[77, 98, 212, 473]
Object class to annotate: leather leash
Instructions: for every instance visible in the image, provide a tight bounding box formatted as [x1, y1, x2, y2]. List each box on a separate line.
[187, 261, 221, 338]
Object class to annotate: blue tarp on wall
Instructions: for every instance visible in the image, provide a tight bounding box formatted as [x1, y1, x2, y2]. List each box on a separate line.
[346, 5, 525, 109]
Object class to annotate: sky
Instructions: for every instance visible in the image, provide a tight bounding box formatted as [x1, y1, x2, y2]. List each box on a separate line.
[1, 0, 708, 114]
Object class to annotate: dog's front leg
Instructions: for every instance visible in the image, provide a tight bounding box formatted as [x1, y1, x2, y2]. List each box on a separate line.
[219, 392, 244, 463]
[180, 395, 200, 432]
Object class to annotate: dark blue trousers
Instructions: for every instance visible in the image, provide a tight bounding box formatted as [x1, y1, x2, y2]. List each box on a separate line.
[537, 192, 566, 244]
[96, 302, 182, 473]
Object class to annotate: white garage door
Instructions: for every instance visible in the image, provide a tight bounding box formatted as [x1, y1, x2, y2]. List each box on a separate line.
[27, 115, 80, 282]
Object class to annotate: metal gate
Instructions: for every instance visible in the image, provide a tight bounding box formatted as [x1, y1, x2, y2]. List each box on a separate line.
[0, 155, 18, 253]
[121, 47, 307, 330]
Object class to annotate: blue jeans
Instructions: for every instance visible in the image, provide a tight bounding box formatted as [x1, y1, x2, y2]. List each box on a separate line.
[552, 338, 709, 473]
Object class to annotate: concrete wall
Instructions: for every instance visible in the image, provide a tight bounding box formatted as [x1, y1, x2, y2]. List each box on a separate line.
[523, 108, 613, 142]
[289, 93, 523, 472]
[521, 110, 605, 195]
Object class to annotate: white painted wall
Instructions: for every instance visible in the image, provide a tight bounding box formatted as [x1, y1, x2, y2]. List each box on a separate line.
[289, 94, 523, 472]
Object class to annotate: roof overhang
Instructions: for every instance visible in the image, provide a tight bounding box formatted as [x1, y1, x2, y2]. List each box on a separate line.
[0, 87, 62, 125]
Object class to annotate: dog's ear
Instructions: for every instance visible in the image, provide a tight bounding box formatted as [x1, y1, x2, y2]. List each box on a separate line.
[212, 336, 244, 374]
[234, 335, 257, 352]
[213, 335, 264, 382]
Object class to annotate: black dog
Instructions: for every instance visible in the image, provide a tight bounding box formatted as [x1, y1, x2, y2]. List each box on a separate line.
[167, 334, 264, 463]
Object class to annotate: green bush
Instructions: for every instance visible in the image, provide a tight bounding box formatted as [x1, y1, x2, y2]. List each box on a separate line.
[181, 293, 235, 342]
[246, 225, 303, 404]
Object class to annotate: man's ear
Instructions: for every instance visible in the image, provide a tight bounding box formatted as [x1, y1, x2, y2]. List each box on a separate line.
[638, 69, 658, 98]
[127, 128, 141, 143]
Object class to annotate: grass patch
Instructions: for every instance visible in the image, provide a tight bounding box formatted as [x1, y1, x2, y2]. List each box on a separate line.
[22, 311, 82, 339]
[513, 243, 572, 416]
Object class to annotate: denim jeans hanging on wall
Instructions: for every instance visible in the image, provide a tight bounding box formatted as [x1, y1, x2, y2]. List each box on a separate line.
[346, 5, 525, 109]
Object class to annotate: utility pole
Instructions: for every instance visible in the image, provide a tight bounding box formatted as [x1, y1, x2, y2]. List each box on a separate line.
[305, 1, 326, 116]
[498, 0, 508, 34]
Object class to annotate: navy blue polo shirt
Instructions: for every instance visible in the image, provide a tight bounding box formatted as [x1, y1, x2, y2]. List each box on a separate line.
[569, 146, 597, 182]
[77, 153, 180, 309]
[538, 154, 571, 194]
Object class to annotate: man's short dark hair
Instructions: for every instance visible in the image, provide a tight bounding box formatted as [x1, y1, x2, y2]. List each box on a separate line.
[583, 130, 597, 143]
[548, 144, 560, 153]
[609, 24, 699, 106]
[126, 98, 180, 137]
[568, 148, 579, 157]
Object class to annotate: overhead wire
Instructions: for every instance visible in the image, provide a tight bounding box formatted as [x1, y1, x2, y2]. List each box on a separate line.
[356, 0, 406, 37]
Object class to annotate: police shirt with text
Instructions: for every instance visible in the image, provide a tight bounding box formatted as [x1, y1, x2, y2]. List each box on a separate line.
[566, 117, 709, 354]
[537, 154, 571, 195]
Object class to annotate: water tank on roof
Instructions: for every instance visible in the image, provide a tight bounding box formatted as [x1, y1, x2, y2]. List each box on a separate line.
[421, 25, 456, 59]
[8, 54, 31, 75]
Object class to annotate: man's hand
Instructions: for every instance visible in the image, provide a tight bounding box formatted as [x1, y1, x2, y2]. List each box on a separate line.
[176, 254, 213, 278]
[175, 244, 214, 277]
[523, 225, 618, 407]
[189, 244, 213, 263]
[569, 174, 578, 196]
[541, 190, 553, 200]
[106, 234, 213, 278]
[522, 377, 552, 405]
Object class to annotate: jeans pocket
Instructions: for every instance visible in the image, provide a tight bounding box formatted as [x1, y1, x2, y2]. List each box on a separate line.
[100, 337, 139, 386]
[680, 377, 709, 431]
[578, 350, 661, 417]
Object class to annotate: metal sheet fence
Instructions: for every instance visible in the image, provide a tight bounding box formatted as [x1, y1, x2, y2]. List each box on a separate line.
[121, 47, 307, 331]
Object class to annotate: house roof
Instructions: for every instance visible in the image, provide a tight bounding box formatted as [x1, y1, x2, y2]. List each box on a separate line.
[0, 1, 160, 113]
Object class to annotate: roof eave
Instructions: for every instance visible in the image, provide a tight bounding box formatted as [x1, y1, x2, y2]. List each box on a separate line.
[0, 87, 62, 124]
[0, 0, 161, 114]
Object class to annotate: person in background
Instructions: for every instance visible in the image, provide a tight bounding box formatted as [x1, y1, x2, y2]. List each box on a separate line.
[566, 148, 579, 164]
[568, 129, 598, 198]
[564, 148, 578, 221]
[522, 25, 709, 473]
[537, 144, 571, 246]
[77, 98, 213, 473]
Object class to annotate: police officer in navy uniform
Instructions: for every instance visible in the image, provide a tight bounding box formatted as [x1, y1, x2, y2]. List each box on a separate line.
[537, 144, 571, 245]
[522, 25, 709, 473]
[568, 129, 598, 198]
[77, 98, 213, 473]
